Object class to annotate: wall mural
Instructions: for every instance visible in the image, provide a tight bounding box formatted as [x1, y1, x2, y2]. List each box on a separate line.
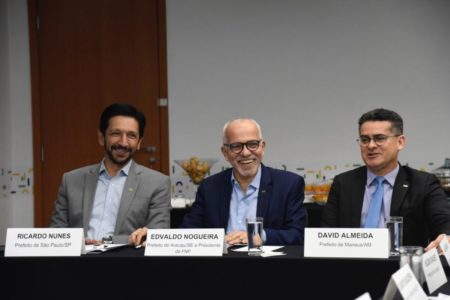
[0, 160, 439, 205]
[170, 158, 439, 207]
[0, 168, 33, 198]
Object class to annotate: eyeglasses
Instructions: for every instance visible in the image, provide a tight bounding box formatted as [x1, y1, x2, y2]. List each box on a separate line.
[357, 134, 400, 146]
[223, 140, 262, 154]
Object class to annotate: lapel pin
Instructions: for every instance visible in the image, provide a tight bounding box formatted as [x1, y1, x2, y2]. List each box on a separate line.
[403, 184, 408, 188]
[129, 188, 134, 192]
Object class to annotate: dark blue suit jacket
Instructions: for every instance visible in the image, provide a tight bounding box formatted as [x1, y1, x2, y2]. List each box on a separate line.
[321, 165, 450, 247]
[180, 164, 306, 245]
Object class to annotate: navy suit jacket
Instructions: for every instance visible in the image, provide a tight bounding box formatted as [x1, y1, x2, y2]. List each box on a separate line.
[321, 164, 450, 247]
[181, 164, 306, 245]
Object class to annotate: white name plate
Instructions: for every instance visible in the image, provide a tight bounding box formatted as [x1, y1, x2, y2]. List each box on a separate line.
[5, 228, 85, 257]
[144, 228, 224, 256]
[422, 248, 447, 294]
[383, 264, 427, 300]
[439, 235, 450, 266]
[304, 228, 389, 258]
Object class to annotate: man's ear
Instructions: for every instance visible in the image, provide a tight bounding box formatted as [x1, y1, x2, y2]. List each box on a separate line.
[98, 130, 105, 146]
[221, 146, 229, 161]
[397, 135, 406, 151]
[137, 138, 143, 151]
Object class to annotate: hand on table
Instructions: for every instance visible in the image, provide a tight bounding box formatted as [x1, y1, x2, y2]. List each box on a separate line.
[129, 227, 148, 247]
[225, 231, 247, 245]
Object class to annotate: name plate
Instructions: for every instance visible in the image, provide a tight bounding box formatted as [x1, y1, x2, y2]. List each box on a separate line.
[422, 248, 447, 294]
[383, 264, 428, 300]
[304, 228, 389, 258]
[439, 235, 450, 266]
[144, 228, 224, 256]
[5, 228, 85, 257]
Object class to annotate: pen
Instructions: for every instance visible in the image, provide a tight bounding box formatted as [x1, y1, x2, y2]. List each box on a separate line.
[135, 244, 142, 249]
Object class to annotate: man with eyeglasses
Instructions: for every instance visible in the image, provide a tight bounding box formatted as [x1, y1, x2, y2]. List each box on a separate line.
[180, 118, 306, 245]
[321, 108, 450, 250]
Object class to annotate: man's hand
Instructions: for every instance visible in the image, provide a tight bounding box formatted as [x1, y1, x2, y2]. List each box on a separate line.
[85, 239, 102, 246]
[425, 233, 448, 253]
[129, 227, 148, 247]
[225, 230, 247, 245]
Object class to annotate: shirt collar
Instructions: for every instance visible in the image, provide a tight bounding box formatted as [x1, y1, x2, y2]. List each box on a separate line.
[366, 164, 399, 187]
[231, 164, 262, 190]
[99, 159, 132, 177]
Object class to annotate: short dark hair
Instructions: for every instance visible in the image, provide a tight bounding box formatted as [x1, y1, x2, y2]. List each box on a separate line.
[99, 103, 146, 137]
[358, 108, 403, 134]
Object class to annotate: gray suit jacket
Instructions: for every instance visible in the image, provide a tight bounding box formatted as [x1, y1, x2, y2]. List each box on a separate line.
[50, 160, 171, 244]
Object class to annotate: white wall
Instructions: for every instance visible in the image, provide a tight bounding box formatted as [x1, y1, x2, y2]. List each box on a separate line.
[167, 0, 450, 194]
[2, 0, 450, 238]
[0, 0, 34, 243]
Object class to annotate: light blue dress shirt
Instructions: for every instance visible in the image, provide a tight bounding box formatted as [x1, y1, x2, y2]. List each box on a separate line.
[87, 160, 131, 240]
[361, 164, 399, 228]
[227, 166, 261, 233]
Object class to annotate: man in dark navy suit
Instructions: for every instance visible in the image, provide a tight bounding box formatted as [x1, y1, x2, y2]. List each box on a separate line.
[321, 108, 450, 250]
[180, 118, 306, 245]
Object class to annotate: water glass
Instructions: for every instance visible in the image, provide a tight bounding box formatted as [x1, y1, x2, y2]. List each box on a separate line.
[246, 217, 263, 256]
[385, 216, 403, 256]
[399, 246, 424, 283]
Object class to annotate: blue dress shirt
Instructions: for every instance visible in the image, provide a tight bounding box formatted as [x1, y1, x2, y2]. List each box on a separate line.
[87, 160, 131, 240]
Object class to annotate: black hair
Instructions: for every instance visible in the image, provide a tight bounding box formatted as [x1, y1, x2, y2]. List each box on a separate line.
[358, 108, 403, 134]
[99, 103, 146, 137]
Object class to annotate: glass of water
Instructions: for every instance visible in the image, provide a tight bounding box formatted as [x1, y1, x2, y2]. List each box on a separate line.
[385, 216, 403, 256]
[246, 217, 263, 256]
[399, 246, 424, 283]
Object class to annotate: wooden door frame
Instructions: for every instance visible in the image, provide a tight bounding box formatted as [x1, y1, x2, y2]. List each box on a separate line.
[27, 0, 169, 227]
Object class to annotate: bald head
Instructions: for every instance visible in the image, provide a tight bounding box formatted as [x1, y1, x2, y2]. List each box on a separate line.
[222, 118, 263, 144]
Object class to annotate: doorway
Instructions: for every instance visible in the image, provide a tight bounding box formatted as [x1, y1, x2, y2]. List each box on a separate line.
[28, 0, 169, 226]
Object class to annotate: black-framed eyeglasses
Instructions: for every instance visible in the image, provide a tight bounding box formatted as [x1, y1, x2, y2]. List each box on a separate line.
[357, 134, 400, 146]
[223, 140, 262, 154]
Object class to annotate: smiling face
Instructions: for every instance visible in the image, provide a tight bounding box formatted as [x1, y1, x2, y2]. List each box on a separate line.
[221, 119, 265, 186]
[359, 121, 405, 176]
[98, 115, 142, 175]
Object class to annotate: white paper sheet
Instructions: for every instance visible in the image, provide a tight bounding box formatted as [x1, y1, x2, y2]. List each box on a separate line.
[229, 245, 284, 252]
[85, 243, 127, 253]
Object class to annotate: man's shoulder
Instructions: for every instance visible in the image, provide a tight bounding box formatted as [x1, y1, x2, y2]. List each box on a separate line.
[201, 168, 232, 185]
[133, 162, 169, 180]
[333, 165, 366, 180]
[261, 166, 305, 188]
[400, 165, 435, 181]
[64, 163, 99, 177]
[263, 165, 302, 180]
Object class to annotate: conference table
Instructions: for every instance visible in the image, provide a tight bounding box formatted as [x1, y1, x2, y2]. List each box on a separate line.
[4, 245, 449, 300]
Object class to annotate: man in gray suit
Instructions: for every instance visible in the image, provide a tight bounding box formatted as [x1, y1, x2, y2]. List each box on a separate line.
[50, 103, 171, 244]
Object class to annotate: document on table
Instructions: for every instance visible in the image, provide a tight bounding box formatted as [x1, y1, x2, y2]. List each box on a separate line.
[229, 245, 284, 252]
[85, 244, 128, 254]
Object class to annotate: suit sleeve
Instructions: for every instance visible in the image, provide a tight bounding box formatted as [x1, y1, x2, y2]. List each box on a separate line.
[144, 176, 172, 229]
[320, 176, 340, 227]
[264, 175, 307, 245]
[49, 174, 70, 228]
[112, 175, 172, 244]
[424, 173, 450, 239]
[179, 181, 207, 228]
